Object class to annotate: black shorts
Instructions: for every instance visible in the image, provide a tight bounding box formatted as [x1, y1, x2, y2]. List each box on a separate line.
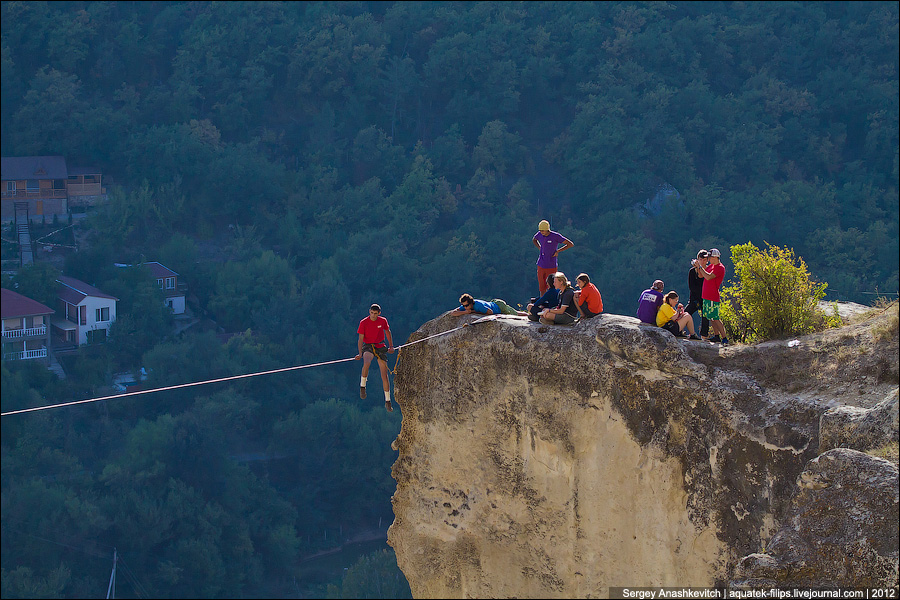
[579, 303, 600, 319]
[362, 343, 388, 362]
[685, 299, 702, 315]
[554, 312, 577, 325]
[662, 321, 681, 336]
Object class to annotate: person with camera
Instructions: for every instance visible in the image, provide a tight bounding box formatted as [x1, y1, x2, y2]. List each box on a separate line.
[687, 250, 711, 340]
[698, 248, 730, 346]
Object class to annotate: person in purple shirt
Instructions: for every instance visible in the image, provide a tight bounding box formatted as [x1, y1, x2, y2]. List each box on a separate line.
[533, 220, 574, 295]
[636, 279, 665, 324]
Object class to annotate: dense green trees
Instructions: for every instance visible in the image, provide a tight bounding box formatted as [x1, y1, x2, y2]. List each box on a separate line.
[1, 1, 897, 597]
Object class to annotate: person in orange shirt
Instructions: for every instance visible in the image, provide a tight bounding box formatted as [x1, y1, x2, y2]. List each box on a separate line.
[573, 273, 603, 319]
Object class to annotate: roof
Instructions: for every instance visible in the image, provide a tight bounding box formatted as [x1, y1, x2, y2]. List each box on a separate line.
[1, 156, 68, 180]
[67, 166, 102, 176]
[57, 275, 119, 305]
[144, 261, 178, 278]
[1, 288, 55, 319]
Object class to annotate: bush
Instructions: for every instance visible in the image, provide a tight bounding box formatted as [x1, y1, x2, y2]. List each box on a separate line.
[720, 242, 840, 343]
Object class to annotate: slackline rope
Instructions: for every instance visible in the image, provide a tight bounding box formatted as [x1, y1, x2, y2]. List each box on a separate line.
[1, 322, 479, 417]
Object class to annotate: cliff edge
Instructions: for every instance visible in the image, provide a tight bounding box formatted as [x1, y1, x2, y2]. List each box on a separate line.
[388, 304, 898, 598]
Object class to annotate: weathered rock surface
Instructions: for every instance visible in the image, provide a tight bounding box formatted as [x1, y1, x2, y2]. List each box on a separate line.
[388, 307, 900, 597]
[389, 314, 837, 597]
[819, 388, 899, 453]
[733, 448, 899, 588]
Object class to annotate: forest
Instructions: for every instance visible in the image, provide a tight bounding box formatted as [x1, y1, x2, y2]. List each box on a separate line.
[1, 1, 898, 597]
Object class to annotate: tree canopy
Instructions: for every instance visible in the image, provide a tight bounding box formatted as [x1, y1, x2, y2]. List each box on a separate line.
[1, 2, 897, 597]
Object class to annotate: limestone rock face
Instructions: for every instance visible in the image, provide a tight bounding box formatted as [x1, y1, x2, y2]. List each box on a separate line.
[819, 388, 899, 453]
[388, 314, 825, 597]
[733, 448, 899, 588]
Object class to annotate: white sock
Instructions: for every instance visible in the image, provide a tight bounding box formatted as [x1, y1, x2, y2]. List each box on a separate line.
[360, 376, 367, 387]
[384, 390, 391, 403]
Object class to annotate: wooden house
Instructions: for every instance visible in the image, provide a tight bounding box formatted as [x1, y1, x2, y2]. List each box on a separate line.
[66, 166, 106, 210]
[1, 156, 69, 223]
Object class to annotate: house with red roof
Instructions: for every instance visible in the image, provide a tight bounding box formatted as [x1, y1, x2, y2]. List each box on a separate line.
[2, 288, 54, 362]
[53, 275, 118, 346]
[145, 261, 186, 315]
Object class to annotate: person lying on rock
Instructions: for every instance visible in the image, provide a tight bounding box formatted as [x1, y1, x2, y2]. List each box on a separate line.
[657, 291, 701, 340]
[527, 273, 561, 322]
[450, 294, 526, 317]
[538, 272, 579, 325]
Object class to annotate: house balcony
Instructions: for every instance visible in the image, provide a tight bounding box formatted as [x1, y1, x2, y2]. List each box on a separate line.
[67, 183, 104, 196]
[1, 189, 67, 199]
[3, 347, 48, 361]
[2, 325, 47, 340]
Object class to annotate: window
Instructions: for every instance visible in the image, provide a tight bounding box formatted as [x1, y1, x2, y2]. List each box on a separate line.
[95, 307, 110, 322]
[157, 278, 163, 289]
[26, 179, 39, 191]
[6, 181, 15, 192]
[165, 277, 175, 289]
[87, 329, 107, 344]
[53, 179, 65, 190]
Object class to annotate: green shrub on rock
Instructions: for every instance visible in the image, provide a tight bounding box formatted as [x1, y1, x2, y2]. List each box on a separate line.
[721, 242, 840, 343]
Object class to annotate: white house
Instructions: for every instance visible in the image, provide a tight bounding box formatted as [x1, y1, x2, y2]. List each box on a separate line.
[145, 262, 186, 315]
[2, 288, 54, 362]
[53, 275, 118, 346]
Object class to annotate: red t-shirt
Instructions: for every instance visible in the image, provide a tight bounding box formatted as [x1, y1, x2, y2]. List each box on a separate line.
[577, 283, 603, 314]
[702, 263, 726, 302]
[357, 316, 390, 347]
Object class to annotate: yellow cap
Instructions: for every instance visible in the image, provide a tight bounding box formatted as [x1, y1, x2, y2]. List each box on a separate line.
[538, 220, 550, 231]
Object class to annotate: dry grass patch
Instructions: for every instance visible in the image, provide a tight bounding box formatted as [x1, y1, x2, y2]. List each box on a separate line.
[867, 442, 899, 466]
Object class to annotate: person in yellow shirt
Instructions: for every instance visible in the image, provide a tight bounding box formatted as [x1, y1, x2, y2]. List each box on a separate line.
[657, 291, 700, 339]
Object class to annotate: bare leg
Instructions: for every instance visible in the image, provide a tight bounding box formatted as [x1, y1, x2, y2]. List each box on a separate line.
[711, 320, 727, 339]
[361, 352, 374, 378]
[678, 315, 696, 335]
[377, 359, 390, 392]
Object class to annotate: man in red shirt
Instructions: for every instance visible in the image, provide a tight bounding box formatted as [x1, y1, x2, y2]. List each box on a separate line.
[355, 304, 395, 411]
[699, 248, 729, 346]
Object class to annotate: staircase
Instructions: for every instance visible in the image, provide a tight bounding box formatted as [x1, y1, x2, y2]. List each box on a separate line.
[14, 202, 33, 266]
[47, 354, 67, 379]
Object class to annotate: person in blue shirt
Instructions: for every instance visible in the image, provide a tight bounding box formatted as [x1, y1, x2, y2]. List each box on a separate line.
[449, 293, 525, 316]
[526, 273, 561, 321]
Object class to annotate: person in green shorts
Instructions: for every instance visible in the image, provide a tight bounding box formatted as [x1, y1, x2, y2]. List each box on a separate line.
[699, 248, 729, 346]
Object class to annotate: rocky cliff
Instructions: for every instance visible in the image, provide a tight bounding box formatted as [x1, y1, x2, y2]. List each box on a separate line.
[387, 305, 899, 598]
